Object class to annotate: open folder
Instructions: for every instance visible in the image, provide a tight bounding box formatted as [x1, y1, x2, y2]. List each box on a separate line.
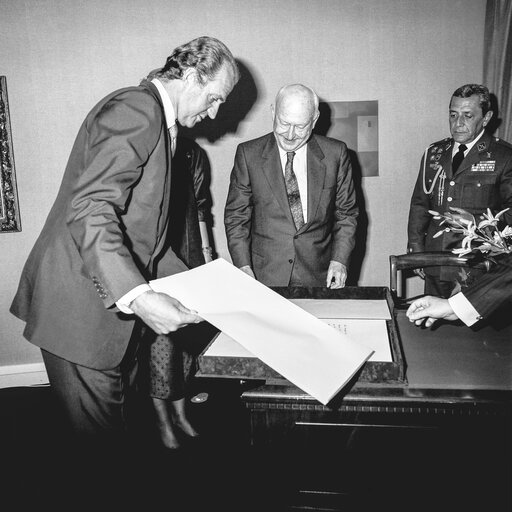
[150, 259, 374, 405]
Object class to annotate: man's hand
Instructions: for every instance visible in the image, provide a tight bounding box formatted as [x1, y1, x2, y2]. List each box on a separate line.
[406, 295, 459, 327]
[326, 261, 347, 289]
[130, 290, 203, 334]
[239, 265, 256, 279]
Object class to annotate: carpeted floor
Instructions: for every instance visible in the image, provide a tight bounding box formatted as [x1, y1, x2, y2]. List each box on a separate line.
[0, 379, 269, 512]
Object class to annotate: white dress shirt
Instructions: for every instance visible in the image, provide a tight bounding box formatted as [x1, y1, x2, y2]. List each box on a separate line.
[448, 292, 483, 326]
[451, 129, 485, 160]
[116, 78, 177, 314]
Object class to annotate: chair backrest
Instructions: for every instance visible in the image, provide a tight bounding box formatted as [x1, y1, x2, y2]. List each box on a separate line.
[389, 251, 492, 301]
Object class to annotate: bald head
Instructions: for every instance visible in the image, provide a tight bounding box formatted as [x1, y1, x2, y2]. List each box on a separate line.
[275, 84, 319, 114]
[272, 84, 319, 152]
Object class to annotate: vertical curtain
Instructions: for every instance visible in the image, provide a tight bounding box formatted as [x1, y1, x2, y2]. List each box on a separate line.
[484, 0, 512, 142]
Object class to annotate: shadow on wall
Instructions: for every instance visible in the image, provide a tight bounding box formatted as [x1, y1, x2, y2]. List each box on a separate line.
[314, 101, 368, 285]
[178, 59, 259, 259]
[180, 59, 259, 143]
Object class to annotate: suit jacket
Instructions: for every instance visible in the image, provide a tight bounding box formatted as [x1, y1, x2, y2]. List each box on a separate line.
[224, 133, 358, 287]
[407, 131, 512, 280]
[463, 253, 512, 319]
[10, 82, 188, 370]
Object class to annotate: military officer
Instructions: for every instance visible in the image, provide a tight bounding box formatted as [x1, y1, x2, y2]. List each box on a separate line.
[407, 83, 512, 298]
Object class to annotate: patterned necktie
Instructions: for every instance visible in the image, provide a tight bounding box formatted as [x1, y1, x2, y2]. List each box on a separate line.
[452, 143, 467, 173]
[169, 124, 178, 157]
[284, 151, 305, 229]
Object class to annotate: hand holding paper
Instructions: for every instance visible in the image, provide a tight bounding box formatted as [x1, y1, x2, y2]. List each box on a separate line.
[150, 259, 374, 405]
[130, 289, 203, 334]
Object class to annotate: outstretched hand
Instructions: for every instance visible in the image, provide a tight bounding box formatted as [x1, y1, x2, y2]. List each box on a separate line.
[406, 295, 458, 328]
[130, 290, 203, 334]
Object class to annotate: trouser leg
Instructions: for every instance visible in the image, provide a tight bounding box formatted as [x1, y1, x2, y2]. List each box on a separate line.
[424, 275, 456, 299]
[41, 348, 137, 436]
[41, 343, 140, 507]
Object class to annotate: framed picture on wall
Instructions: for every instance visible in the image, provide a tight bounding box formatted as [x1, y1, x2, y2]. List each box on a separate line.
[316, 100, 379, 177]
[0, 75, 21, 232]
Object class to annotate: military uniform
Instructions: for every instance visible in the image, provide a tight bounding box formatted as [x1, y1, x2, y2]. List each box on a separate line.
[407, 131, 512, 296]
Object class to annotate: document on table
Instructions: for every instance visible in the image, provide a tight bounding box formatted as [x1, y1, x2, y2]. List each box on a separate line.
[291, 299, 392, 362]
[206, 318, 392, 363]
[150, 259, 374, 405]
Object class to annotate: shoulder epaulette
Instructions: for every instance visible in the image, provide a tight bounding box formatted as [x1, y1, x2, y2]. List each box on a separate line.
[493, 137, 512, 150]
[425, 137, 451, 154]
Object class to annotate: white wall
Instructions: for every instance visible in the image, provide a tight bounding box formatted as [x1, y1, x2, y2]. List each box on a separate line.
[0, 0, 486, 367]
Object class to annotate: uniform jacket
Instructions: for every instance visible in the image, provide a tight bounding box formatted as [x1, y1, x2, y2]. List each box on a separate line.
[224, 133, 358, 287]
[10, 82, 188, 370]
[407, 131, 512, 280]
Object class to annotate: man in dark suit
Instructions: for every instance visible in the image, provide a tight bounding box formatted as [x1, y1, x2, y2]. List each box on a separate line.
[10, 36, 238, 440]
[224, 83, 358, 288]
[406, 253, 512, 328]
[407, 83, 512, 298]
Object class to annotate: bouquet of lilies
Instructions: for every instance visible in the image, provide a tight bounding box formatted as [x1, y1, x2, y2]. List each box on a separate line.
[429, 207, 512, 258]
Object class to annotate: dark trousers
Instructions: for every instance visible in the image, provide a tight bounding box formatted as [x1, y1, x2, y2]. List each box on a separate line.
[40, 339, 142, 508]
[424, 267, 487, 299]
[41, 348, 138, 435]
[424, 274, 457, 299]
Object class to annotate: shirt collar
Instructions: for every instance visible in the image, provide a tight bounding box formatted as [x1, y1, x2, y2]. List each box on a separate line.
[151, 78, 176, 129]
[276, 141, 308, 159]
[454, 129, 485, 154]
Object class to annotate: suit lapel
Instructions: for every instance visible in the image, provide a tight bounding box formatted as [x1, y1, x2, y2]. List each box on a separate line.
[305, 136, 326, 228]
[261, 135, 296, 226]
[141, 81, 173, 253]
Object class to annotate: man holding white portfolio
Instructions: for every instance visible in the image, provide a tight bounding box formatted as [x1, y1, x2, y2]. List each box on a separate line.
[150, 259, 374, 406]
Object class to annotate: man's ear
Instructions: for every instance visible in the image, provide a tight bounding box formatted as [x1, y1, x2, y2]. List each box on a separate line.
[311, 110, 320, 129]
[182, 67, 199, 85]
[270, 104, 276, 121]
[483, 110, 493, 128]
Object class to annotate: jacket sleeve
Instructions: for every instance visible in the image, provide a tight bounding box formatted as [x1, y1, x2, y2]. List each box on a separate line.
[224, 144, 253, 268]
[330, 142, 358, 266]
[462, 253, 512, 318]
[66, 90, 162, 307]
[497, 146, 512, 227]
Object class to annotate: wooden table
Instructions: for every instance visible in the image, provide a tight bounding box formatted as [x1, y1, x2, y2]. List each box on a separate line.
[240, 309, 512, 512]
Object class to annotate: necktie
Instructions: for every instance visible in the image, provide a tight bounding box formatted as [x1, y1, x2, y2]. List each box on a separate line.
[452, 144, 467, 173]
[169, 124, 178, 157]
[284, 151, 305, 230]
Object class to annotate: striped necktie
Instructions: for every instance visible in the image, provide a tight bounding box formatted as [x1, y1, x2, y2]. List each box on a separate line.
[284, 151, 305, 229]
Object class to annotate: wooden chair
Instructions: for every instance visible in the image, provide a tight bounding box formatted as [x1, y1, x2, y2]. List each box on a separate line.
[389, 251, 492, 303]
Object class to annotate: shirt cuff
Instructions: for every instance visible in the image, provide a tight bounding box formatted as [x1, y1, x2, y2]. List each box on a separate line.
[116, 284, 152, 314]
[448, 292, 483, 327]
